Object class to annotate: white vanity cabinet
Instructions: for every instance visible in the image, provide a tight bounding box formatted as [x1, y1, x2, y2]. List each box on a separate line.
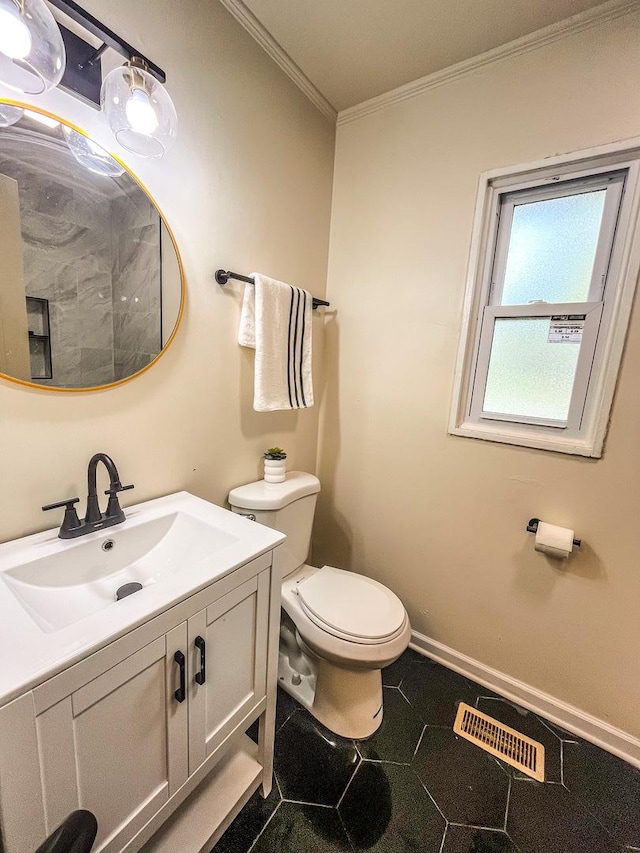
[187, 571, 270, 773]
[35, 628, 189, 853]
[0, 548, 281, 853]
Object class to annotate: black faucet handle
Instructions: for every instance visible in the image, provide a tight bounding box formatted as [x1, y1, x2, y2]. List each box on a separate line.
[42, 498, 82, 539]
[42, 497, 80, 512]
[104, 483, 135, 496]
[104, 484, 134, 522]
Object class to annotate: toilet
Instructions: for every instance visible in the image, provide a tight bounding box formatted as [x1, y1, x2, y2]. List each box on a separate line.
[228, 471, 411, 739]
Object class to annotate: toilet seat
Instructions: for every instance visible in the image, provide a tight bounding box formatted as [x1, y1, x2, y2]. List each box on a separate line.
[296, 566, 407, 645]
[282, 564, 412, 669]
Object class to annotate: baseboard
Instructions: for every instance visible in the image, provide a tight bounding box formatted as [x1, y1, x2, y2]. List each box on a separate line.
[410, 631, 640, 770]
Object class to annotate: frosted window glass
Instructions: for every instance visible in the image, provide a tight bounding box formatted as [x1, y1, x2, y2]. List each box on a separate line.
[483, 318, 581, 421]
[500, 190, 606, 305]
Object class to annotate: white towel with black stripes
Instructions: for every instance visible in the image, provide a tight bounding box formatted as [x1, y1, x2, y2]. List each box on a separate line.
[238, 272, 314, 412]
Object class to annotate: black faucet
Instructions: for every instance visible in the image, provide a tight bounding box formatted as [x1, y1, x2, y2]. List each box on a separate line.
[42, 453, 134, 539]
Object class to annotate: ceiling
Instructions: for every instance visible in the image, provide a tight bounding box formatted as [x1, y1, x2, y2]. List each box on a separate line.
[222, 0, 612, 115]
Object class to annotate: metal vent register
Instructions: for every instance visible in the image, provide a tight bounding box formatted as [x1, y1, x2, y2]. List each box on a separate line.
[453, 703, 545, 781]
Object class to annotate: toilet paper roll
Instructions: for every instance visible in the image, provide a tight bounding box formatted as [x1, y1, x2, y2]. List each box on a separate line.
[534, 521, 574, 559]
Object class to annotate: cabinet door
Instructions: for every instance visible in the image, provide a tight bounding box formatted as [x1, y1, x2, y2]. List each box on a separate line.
[188, 570, 270, 773]
[35, 625, 189, 853]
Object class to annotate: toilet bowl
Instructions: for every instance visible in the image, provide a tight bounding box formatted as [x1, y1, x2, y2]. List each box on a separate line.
[228, 472, 411, 739]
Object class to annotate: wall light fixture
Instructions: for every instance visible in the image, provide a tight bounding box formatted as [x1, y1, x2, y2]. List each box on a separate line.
[0, 0, 177, 157]
[0, 0, 65, 94]
[101, 57, 177, 158]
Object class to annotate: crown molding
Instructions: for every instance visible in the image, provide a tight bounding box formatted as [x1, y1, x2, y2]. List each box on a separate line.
[338, 0, 639, 126]
[217, 0, 338, 123]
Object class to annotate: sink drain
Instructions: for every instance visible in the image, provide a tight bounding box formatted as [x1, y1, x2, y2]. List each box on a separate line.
[115, 582, 143, 601]
[102, 539, 115, 552]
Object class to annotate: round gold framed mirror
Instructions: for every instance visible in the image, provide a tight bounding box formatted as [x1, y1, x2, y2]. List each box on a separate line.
[0, 99, 184, 391]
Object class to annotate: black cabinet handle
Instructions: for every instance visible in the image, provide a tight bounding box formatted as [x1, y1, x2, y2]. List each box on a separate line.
[174, 651, 186, 702]
[195, 636, 206, 685]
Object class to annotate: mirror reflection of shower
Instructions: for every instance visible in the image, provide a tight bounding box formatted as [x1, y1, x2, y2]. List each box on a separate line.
[0, 109, 181, 389]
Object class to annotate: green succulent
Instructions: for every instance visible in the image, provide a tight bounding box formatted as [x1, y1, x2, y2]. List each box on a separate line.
[264, 447, 287, 460]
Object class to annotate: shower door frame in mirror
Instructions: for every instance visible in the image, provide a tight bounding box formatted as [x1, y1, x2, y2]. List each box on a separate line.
[0, 99, 185, 393]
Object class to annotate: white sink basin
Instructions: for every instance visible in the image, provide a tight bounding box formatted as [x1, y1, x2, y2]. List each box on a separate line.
[0, 491, 285, 707]
[2, 511, 239, 632]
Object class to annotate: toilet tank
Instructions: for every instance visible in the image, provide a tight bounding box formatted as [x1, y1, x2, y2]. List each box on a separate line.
[228, 472, 320, 579]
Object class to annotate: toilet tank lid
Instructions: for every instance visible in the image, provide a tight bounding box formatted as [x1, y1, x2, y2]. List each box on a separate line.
[228, 471, 321, 510]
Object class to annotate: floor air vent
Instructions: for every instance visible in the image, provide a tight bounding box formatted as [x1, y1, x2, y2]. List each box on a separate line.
[453, 703, 545, 782]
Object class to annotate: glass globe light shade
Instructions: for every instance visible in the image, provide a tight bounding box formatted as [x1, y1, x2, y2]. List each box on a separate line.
[101, 60, 177, 158]
[62, 126, 125, 178]
[0, 0, 65, 94]
[0, 102, 23, 126]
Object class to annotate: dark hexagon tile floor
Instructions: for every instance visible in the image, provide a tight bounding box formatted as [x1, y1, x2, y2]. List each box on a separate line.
[562, 739, 640, 847]
[355, 686, 424, 764]
[400, 655, 486, 727]
[441, 825, 519, 853]
[507, 779, 621, 853]
[251, 802, 352, 853]
[211, 651, 638, 853]
[339, 761, 445, 851]
[275, 687, 299, 733]
[414, 726, 510, 829]
[273, 706, 359, 806]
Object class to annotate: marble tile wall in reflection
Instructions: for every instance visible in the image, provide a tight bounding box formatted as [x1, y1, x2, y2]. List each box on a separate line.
[111, 195, 162, 381]
[21, 194, 115, 388]
[2, 154, 162, 388]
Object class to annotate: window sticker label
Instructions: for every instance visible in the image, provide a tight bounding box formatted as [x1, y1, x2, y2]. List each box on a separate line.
[548, 315, 586, 344]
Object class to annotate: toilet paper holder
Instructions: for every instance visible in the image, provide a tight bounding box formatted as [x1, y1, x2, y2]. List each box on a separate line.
[526, 518, 581, 548]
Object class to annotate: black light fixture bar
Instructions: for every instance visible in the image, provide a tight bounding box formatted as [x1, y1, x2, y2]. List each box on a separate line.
[57, 23, 103, 108]
[47, 0, 166, 83]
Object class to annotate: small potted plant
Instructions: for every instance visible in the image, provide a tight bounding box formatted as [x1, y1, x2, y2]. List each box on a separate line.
[263, 447, 287, 483]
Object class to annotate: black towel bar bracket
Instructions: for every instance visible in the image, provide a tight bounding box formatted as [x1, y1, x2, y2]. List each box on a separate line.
[215, 269, 330, 310]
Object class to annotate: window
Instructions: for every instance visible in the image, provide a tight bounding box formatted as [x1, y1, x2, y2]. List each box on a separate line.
[450, 143, 640, 457]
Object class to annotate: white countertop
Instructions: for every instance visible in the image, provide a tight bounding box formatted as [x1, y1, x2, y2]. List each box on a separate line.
[0, 491, 284, 707]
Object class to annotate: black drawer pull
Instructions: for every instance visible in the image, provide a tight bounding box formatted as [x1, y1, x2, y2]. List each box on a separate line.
[195, 636, 206, 685]
[174, 651, 186, 702]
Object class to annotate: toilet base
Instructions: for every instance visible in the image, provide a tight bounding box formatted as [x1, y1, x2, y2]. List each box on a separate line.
[278, 647, 383, 739]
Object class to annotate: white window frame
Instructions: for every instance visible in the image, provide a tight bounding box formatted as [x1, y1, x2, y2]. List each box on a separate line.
[449, 140, 640, 457]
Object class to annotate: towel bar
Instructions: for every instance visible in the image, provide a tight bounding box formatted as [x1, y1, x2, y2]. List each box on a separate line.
[215, 269, 330, 309]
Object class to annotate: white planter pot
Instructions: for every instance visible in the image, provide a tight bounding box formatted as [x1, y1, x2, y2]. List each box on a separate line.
[264, 458, 286, 483]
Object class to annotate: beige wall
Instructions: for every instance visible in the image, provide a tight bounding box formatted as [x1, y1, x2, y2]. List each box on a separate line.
[0, 1, 334, 541]
[317, 10, 640, 738]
